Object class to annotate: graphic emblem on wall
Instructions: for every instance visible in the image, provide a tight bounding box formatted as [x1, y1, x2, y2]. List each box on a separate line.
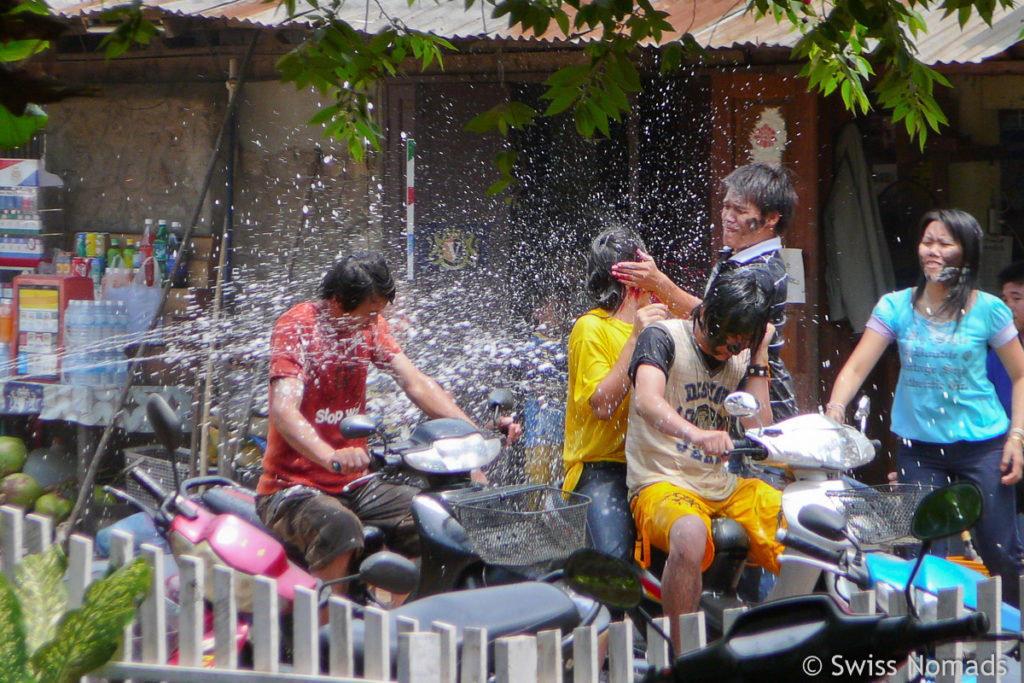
[748, 107, 788, 165]
[429, 227, 479, 270]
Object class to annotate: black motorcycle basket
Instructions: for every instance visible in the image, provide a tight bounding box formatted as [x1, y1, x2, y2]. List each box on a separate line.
[450, 484, 590, 567]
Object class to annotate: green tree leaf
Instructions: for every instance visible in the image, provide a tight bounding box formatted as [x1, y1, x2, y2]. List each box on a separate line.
[0, 574, 31, 683]
[13, 546, 68, 654]
[0, 104, 48, 150]
[28, 557, 151, 683]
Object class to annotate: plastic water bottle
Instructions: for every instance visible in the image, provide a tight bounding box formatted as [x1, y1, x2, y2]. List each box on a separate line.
[86, 301, 105, 386]
[62, 301, 86, 385]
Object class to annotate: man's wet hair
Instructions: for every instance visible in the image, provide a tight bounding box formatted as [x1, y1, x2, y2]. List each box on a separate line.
[320, 251, 397, 312]
[586, 226, 647, 312]
[722, 162, 798, 234]
[998, 261, 1024, 289]
[695, 266, 774, 355]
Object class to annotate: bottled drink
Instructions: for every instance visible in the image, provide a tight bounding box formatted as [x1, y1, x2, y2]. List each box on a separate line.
[169, 222, 185, 287]
[123, 238, 135, 272]
[62, 300, 87, 385]
[141, 219, 154, 249]
[108, 237, 124, 269]
[154, 220, 170, 282]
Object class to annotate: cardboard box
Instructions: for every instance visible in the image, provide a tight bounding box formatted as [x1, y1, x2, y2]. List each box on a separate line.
[187, 260, 212, 287]
[0, 159, 61, 187]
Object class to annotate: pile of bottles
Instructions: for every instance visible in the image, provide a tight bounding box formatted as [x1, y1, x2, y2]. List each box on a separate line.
[62, 300, 131, 386]
[70, 218, 185, 293]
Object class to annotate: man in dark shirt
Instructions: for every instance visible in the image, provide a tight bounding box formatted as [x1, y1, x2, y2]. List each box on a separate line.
[612, 162, 798, 421]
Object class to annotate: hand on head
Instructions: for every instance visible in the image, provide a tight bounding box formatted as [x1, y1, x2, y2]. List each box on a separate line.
[611, 248, 661, 292]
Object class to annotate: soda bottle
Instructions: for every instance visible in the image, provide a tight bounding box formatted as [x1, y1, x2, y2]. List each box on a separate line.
[154, 220, 170, 281]
[123, 237, 135, 272]
[141, 219, 154, 249]
[107, 237, 124, 269]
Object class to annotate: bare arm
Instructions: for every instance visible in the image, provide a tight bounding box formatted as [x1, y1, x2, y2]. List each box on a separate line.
[739, 323, 774, 430]
[589, 302, 669, 419]
[825, 329, 891, 423]
[995, 339, 1024, 484]
[633, 364, 734, 457]
[269, 377, 369, 474]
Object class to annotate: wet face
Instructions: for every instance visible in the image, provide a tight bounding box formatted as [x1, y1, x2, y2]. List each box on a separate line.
[332, 294, 389, 332]
[695, 319, 755, 361]
[918, 221, 963, 282]
[721, 190, 779, 251]
[1002, 281, 1024, 334]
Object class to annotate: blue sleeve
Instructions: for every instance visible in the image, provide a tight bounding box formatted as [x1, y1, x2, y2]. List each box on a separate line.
[870, 291, 901, 336]
[985, 295, 1016, 346]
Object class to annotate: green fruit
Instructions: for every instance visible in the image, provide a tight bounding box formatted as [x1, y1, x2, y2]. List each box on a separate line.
[0, 472, 43, 510]
[33, 492, 72, 521]
[93, 485, 119, 506]
[0, 437, 27, 477]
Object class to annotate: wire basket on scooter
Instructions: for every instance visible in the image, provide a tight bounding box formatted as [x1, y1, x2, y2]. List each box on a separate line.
[827, 484, 935, 547]
[450, 484, 591, 567]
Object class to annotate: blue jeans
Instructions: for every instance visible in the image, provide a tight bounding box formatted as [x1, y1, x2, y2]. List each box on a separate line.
[897, 435, 1023, 606]
[575, 462, 635, 562]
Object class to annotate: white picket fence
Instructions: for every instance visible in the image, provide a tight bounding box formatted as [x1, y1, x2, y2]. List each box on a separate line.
[0, 503, 1020, 682]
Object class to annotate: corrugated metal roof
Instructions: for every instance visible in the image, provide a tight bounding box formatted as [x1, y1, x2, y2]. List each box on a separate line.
[48, 0, 1024, 64]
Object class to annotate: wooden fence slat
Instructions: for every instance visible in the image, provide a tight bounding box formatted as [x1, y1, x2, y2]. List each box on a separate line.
[0, 505, 23, 581]
[363, 605, 390, 682]
[647, 616, 671, 670]
[109, 530, 135, 678]
[178, 554, 205, 668]
[398, 631, 441, 683]
[935, 585, 965, 683]
[213, 565, 238, 670]
[678, 612, 706, 655]
[850, 589, 876, 615]
[460, 626, 488, 683]
[977, 576, 1002, 683]
[495, 635, 537, 683]
[537, 629, 562, 683]
[252, 576, 280, 673]
[397, 615, 419, 634]
[328, 596, 354, 678]
[609, 619, 634, 683]
[573, 624, 599, 683]
[24, 513, 52, 554]
[721, 606, 746, 634]
[431, 621, 457, 683]
[67, 533, 93, 608]
[293, 585, 320, 675]
[886, 588, 909, 683]
[140, 544, 168, 665]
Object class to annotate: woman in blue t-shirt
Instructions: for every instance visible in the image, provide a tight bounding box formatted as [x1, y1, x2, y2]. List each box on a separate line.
[825, 208, 1024, 606]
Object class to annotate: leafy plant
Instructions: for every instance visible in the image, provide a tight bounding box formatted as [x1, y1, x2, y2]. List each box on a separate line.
[0, 545, 151, 683]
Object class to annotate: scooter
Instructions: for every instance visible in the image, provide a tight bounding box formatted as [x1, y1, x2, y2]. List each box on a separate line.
[108, 395, 610, 672]
[195, 389, 593, 598]
[630, 391, 880, 633]
[564, 481, 1017, 682]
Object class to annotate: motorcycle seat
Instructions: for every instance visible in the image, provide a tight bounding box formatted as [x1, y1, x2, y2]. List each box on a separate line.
[323, 581, 588, 673]
[201, 484, 386, 553]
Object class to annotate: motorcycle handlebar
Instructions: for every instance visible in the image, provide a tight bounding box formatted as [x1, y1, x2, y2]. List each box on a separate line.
[727, 438, 767, 461]
[776, 528, 846, 566]
[905, 611, 990, 644]
[129, 467, 170, 502]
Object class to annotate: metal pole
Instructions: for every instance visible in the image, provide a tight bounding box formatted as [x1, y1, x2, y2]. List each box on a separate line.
[405, 137, 415, 280]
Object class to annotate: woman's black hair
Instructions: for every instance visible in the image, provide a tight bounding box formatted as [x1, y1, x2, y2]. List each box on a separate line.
[586, 227, 647, 312]
[319, 251, 397, 312]
[694, 266, 774, 355]
[912, 208, 982, 327]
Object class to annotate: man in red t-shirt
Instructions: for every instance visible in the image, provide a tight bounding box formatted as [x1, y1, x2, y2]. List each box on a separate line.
[256, 251, 504, 592]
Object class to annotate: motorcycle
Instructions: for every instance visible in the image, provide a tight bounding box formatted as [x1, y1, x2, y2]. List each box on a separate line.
[631, 391, 880, 633]
[107, 394, 608, 673]
[564, 481, 1017, 682]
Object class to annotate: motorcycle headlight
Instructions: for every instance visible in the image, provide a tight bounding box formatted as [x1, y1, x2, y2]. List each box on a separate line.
[403, 434, 501, 473]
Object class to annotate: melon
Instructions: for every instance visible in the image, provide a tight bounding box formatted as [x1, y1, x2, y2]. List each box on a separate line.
[0, 437, 27, 477]
[0, 472, 43, 510]
[34, 493, 72, 522]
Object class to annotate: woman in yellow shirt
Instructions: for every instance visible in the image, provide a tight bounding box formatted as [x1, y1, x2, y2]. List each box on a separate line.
[563, 227, 669, 559]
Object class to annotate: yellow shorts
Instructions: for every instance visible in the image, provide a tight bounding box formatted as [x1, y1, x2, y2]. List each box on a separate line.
[631, 478, 784, 574]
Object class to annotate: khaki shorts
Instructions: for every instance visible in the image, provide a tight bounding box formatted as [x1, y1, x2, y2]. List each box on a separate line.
[631, 478, 783, 574]
[256, 477, 420, 571]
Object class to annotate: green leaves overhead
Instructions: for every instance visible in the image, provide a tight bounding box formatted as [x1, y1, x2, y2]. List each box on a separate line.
[0, 103, 47, 150]
[277, 11, 455, 161]
[95, 2, 161, 60]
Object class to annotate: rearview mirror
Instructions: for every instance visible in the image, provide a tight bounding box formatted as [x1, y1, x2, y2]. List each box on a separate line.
[146, 394, 182, 453]
[339, 415, 379, 440]
[724, 392, 760, 419]
[911, 481, 982, 542]
[487, 388, 514, 411]
[564, 549, 643, 610]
